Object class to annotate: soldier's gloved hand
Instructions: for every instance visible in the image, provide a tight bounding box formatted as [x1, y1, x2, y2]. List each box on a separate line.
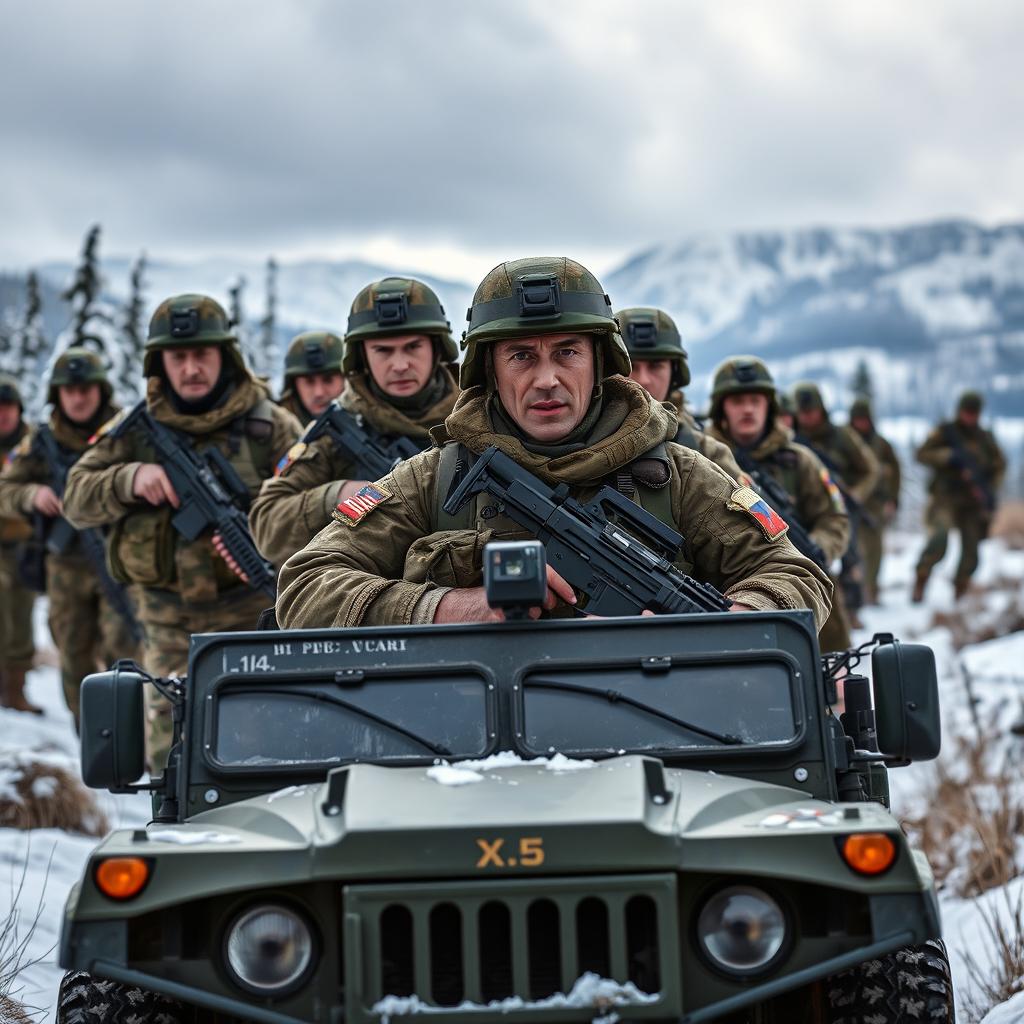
[212, 533, 250, 584]
[434, 564, 577, 623]
[132, 464, 180, 507]
[337, 479, 372, 502]
[32, 485, 63, 517]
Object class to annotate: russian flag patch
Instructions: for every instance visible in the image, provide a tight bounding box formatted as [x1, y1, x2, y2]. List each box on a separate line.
[275, 441, 308, 477]
[334, 483, 391, 526]
[728, 486, 789, 541]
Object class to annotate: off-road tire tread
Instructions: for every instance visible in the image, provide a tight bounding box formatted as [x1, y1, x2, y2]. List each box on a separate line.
[56, 970, 191, 1024]
[825, 939, 955, 1023]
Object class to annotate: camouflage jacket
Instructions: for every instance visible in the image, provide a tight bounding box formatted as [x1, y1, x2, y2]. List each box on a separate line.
[916, 420, 1006, 511]
[671, 402, 743, 481]
[63, 373, 301, 603]
[276, 377, 832, 631]
[793, 418, 880, 506]
[0, 420, 32, 545]
[853, 427, 901, 519]
[709, 422, 850, 563]
[278, 389, 313, 428]
[250, 367, 458, 569]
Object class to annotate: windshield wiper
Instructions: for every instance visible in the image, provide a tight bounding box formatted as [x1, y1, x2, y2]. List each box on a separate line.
[228, 687, 452, 757]
[524, 678, 744, 746]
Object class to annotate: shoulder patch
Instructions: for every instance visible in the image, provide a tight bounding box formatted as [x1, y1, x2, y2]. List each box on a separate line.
[89, 409, 127, 444]
[727, 485, 789, 541]
[276, 440, 308, 476]
[334, 483, 392, 526]
[819, 468, 847, 514]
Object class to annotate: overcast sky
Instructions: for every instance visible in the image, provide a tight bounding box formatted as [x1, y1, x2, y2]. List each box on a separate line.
[1, 0, 1021, 282]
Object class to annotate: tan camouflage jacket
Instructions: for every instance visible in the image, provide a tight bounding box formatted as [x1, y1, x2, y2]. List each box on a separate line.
[276, 377, 832, 631]
[250, 367, 458, 569]
[709, 422, 851, 563]
[793, 418, 880, 506]
[671, 402, 743, 481]
[63, 374, 301, 603]
[853, 427, 901, 520]
[0, 421, 32, 544]
[916, 420, 1006, 513]
[278, 389, 313, 428]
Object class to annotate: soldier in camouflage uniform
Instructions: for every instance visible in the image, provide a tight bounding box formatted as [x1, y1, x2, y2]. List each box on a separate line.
[849, 398, 901, 604]
[913, 391, 1006, 602]
[278, 331, 346, 427]
[616, 307, 742, 480]
[707, 357, 851, 652]
[63, 296, 301, 768]
[0, 351, 139, 725]
[0, 375, 38, 714]
[276, 257, 831, 631]
[250, 277, 459, 569]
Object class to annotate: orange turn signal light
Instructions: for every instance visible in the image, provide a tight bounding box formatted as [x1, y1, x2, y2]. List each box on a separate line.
[94, 857, 151, 901]
[841, 833, 897, 876]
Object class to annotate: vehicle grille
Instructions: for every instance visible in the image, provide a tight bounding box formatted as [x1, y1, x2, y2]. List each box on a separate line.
[343, 874, 680, 1022]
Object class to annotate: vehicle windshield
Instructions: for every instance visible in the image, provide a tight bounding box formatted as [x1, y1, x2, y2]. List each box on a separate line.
[212, 673, 490, 767]
[520, 658, 799, 756]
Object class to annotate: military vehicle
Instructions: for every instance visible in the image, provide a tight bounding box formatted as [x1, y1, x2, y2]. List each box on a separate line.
[58, 543, 951, 1023]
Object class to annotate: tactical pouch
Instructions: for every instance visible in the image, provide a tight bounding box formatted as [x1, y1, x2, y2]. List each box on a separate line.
[108, 507, 176, 587]
[404, 529, 496, 588]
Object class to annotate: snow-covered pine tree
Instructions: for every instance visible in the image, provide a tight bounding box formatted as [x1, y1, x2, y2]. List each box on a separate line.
[117, 252, 147, 403]
[60, 224, 114, 354]
[850, 358, 874, 404]
[9, 272, 49, 418]
[228, 275, 248, 364]
[257, 257, 278, 380]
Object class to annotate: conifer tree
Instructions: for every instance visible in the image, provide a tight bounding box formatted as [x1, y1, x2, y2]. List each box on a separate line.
[228, 275, 247, 357]
[850, 358, 873, 403]
[61, 224, 112, 353]
[118, 252, 147, 401]
[258, 257, 278, 378]
[10, 272, 49, 416]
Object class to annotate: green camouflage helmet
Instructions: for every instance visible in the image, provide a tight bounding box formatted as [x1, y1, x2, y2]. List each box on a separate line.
[0, 373, 22, 409]
[343, 277, 457, 374]
[615, 307, 689, 388]
[144, 293, 243, 377]
[710, 355, 777, 421]
[792, 381, 827, 415]
[47, 347, 112, 406]
[849, 397, 873, 421]
[461, 256, 629, 389]
[284, 331, 345, 381]
[957, 390, 983, 414]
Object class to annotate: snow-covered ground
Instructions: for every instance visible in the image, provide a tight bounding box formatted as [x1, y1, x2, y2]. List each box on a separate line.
[2, 530, 1023, 1021]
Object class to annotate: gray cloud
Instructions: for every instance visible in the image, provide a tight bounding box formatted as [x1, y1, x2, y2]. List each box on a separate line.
[1, 0, 1021, 273]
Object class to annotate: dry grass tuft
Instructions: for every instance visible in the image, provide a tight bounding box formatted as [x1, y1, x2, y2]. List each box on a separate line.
[0, 994, 33, 1023]
[0, 752, 108, 837]
[991, 501, 1024, 550]
[961, 888, 1024, 1023]
[930, 582, 1024, 650]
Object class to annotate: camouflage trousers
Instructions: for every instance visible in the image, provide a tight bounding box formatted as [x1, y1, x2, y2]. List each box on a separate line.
[857, 522, 884, 604]
[0, 547, 35, 671]
[47, 554, 142, 729]
[137, 585, 271, 773]
[915, 501, 988, 586]
[817, 575, 852, 655]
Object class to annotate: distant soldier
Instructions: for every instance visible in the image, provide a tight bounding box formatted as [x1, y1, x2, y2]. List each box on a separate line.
[913, 391, 1006, 602]
[0, 375, 38, 714]
[63, 295, 301, 768]
[250, 277, 459, 569]
[776, 391, 795, 432]
[707, 357, 851, 651]
[616, 307, 742, 480]
[0, 351, 139, 725]
[848, 398, 901, 604]
[277, 331, 346, 427]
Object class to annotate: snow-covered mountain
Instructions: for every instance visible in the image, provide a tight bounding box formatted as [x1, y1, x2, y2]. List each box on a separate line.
[604, 220, 1024, 418]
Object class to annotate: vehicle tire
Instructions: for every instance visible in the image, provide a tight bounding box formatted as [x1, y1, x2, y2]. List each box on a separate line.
[56, 970, 195, 1023]
[824, 939, 955, 1023]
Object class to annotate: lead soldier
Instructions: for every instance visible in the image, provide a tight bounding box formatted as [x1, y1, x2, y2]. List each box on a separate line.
[275, 257, 831, 631]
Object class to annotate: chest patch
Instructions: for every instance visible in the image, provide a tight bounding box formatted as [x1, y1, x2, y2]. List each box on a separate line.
[728, 485, 789, 541]
[276, 440, 308, 477]
[819, 468, 846, 514]
[334, 483, 392, 526]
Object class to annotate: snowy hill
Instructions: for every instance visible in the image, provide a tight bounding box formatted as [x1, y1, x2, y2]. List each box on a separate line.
[604, 220, 1024, 418]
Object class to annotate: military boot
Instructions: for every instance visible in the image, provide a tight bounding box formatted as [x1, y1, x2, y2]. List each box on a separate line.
[0, 668, 43, 715]
[911, 570, 929, 604]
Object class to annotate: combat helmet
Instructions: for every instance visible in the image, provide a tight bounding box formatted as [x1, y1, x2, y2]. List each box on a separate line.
[615, 307, 690, 388]
[47, 347, 112, 406]
[343, 277, 456, 374]
[792, 381, 828, 416]
[849, 397, 874, 422]
[0, 374, 22, 410]
[461, 256, 629, 389]
[957, 390, 983, 414]
[709, 355, 777, 422]
[144, 294, 244, 377]
[284, 331, 345, 381]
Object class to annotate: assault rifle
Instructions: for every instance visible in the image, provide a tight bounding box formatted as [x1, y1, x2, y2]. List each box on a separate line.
[443, 445, 734, 617]
[34, 427, 143, 644]
[943, 424, 996, 515]
[303, 401, 422, 481]
[110, 404, 277, 600]
[733, 450, 829, 570]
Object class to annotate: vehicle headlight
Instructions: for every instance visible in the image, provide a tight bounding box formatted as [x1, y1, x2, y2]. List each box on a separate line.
[696, 885, 787, 975]
[225, 904, 314, 993]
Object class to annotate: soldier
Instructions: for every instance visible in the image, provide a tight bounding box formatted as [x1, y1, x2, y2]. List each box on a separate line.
[0, 375, 38, 714]
[0, 351, 139, 725]
[616, 307, 742, 480]
[63, 295, 301, 768]
[277, 331, 346, 427]
[275, 257, 831, 631]
[250, 277, 459, 569]
[913, 391, 1006, 602]
[776, 392, 795, 432]
[707, 357, 851, 652]
[848, 398, 901, 605]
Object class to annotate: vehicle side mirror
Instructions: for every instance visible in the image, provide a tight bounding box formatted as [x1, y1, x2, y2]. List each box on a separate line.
[80, 661, 147, 790]
[871, 641, 941, 762]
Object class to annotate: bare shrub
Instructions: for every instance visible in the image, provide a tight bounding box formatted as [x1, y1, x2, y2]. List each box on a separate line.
[991, 501, 1024, 550]
[0, 846, 52, 1024]
[0, 752, 108, 837]
[961, 887, 1024, 1023]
